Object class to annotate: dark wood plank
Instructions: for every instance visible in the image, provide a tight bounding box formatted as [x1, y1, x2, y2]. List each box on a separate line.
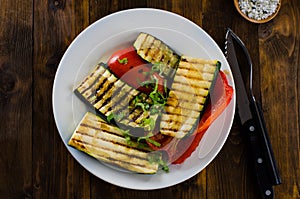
[89, 0, 147, 24]
[32, 0, 90, 198]
[147, 0, 203, 24]
[258, 0, 300, 198]
[0, 1, 33, 198]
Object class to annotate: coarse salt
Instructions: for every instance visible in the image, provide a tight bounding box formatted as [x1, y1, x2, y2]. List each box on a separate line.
[238, 0, 279, 20]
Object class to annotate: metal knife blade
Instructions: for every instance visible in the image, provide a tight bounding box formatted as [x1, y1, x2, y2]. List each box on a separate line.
[225, 31, 252, 125]
[225, 28, 281, 199]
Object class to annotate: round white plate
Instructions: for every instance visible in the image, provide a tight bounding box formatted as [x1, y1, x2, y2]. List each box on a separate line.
[52, 8, 236, 190]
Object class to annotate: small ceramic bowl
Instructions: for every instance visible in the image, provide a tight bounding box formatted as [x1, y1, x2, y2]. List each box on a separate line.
[234, 0, 281, 23]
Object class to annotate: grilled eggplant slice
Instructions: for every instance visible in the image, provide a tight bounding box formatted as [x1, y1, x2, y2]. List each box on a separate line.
[159, 56, 220, 138]
[74, 63, 159, 131]
[133, 32, 180, 78]
[68, 112, 162, 174]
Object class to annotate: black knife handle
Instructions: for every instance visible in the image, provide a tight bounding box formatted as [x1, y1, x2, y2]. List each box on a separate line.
[243, 119, 275, 199]
[250, 97, 281, 186]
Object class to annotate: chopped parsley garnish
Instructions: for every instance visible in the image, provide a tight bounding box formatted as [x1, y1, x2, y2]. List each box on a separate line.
[119, 129, 160, 148]
[107, 112, 125, 123]
[120, 129, 133, 146]
[152, 62, 166, 76]
[117, 57, 128, 64]
[148, 152, 169, 172]
[107, 113, 114, 123]
[137, 132, 161, 147]
[141, 118, 156, 131]
[148, 77, 167, 106]
[139, 62, 166, 77]
[137, 76, 167, 108]
[135, 102, 150, 112]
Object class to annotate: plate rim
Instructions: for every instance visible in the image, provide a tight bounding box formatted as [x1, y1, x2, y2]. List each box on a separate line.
[52, 8, 236, 190]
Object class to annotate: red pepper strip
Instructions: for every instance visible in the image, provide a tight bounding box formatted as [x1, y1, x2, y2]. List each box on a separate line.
[172, 71, 233, 164]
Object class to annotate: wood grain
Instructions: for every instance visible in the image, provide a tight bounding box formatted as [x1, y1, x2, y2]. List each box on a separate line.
[0, 0, 299, 198]
[0, 0, 33, 198]
[259, 1, 300, 198]
[32, 0, 89, 198]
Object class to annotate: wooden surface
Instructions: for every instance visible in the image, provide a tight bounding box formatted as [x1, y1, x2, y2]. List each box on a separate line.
[0, 0, 299, 198]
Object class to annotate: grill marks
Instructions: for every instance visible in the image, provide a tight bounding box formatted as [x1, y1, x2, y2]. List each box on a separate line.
[133, 32, 180, 77]
[68, 112, 160, 174]
[71, 32, 224, 174]
[74, 56, 219, 139]
[74, 63, 153, 129]
[160, 56, 220, 138]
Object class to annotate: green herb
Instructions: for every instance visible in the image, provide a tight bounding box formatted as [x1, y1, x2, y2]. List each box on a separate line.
[107, 113, 114, 123]
[136, 142, 150, 150]
[135, 102, 149, 112]
[148, 152, 169, 172]
[121, 129, 132, 146]
[133, 95, 142, 104]
[137, 132, 161, 147]
[145, 137, 161, 147]
[132, 95, 152, 112]
[140, 62, 166, 77]
[107, 112, 125, 123]
[148, 77, 166, 106]
[141, 117, 156, 131]
[152, 62, 166, 76]
[139, 79, 155, 87]
[117, 57, 128, 64]
[160, 160, 169, 172]
[134, 76, 167, 123]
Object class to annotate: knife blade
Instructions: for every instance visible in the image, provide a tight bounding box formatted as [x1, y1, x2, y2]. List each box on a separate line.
[225, 28, 281, 199]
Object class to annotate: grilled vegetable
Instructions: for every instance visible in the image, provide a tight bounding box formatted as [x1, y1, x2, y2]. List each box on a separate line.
[68, 112, 162, 174]
[133, 32, 180, 78]
[159, 56, 220, 138]
[74, 63, 160, 131]
[172, 71, 233, 164]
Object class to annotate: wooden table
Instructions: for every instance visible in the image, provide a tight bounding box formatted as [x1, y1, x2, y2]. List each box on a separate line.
[0, 0, 299, 198]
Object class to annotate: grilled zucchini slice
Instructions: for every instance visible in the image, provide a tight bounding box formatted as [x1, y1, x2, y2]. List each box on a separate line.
[68, 112, 161, 174]
[74, 63, 160, 131]
[159, 56, 220, 138]
[133, 32, 180, 78]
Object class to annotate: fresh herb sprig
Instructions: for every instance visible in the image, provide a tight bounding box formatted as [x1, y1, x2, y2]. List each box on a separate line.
[148, 152, 169, 172]
[135, 76, 167, 109]
[107, 112, 125, 123]
[119, 128, 161, 148]
[137, 132, 161, 147]
[117, 57, 128, 64]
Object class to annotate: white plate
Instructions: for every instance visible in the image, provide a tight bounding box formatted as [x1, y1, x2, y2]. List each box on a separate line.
[52, 8, 236, 190]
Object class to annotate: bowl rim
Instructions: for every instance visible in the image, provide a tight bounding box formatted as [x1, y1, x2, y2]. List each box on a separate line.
[234, 0, 281, 23]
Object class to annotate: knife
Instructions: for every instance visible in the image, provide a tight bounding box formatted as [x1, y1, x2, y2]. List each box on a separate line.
[225, 28, 281, 199]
